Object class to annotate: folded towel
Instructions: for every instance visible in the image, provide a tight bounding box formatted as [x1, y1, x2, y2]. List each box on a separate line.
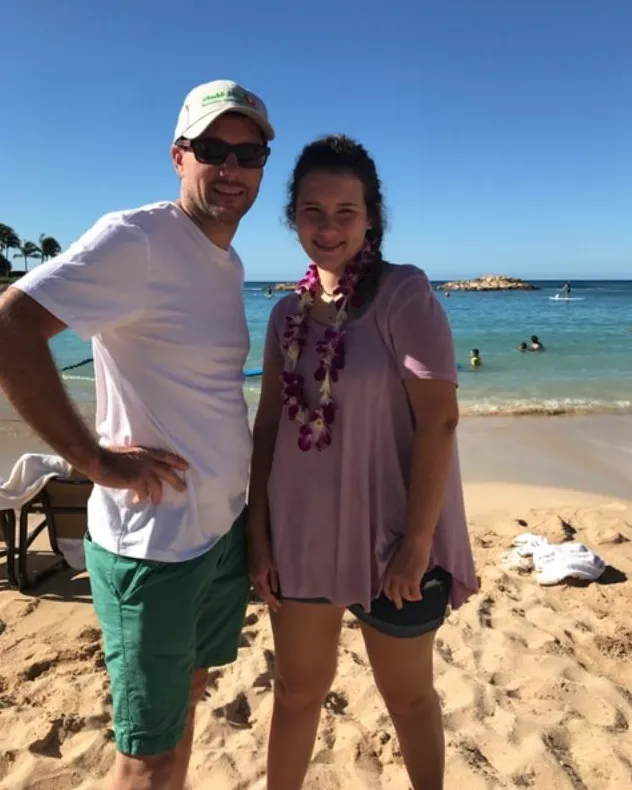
[501, 532, 606, 585]
[0, 453, 73, 512]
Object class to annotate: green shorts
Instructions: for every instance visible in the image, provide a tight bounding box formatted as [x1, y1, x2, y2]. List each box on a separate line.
[84, 512, 249, 757]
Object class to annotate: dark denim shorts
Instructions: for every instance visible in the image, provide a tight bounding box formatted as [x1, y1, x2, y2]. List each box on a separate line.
[282, 565, 452, 639]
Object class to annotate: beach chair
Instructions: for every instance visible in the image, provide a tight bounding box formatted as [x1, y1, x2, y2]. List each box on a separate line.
[7, 474, 93, 590]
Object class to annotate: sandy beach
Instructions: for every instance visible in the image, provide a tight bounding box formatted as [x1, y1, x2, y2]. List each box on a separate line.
[1, 414, 632, 789]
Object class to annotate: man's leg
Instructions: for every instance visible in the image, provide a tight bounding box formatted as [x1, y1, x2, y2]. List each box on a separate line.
[110, 669, 207, 790]
[85, 536, 209, 790]
[195, 510, 251, 669]
[169, 667, 209, 790]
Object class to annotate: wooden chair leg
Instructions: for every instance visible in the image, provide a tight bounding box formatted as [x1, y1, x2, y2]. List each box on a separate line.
[17, 506, 33, 590]
[1, 511, 18, 589]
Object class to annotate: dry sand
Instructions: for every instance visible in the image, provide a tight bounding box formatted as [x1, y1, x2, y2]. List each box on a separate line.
[1, 416, 632, 789]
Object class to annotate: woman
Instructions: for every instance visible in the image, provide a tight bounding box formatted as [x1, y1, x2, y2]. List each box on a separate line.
[247, 135, 478, 790]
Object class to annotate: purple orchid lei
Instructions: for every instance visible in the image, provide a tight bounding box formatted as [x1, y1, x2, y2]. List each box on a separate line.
[281, 242, 372, 451]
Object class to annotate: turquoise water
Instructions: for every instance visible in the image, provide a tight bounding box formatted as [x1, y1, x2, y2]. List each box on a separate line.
[48, 278, 632, 418]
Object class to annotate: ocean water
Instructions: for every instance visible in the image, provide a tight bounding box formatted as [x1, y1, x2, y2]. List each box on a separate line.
[40, 278, 632, 418]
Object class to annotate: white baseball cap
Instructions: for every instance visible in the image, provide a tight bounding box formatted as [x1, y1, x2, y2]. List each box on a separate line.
[173, 79, 275, 143]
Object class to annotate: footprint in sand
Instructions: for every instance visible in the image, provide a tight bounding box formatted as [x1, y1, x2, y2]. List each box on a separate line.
[28, 715, 88, 758]
[244, 611, 259, 626]
[323, 690, 348, 715]
[457, 739, 500, 783]
[201, 669, 225, 699]
[78, 626, 101, 642]
[213, 692, 252, 728]
[353, 736, 383, 781]
[313, 723, 337, 759]
[542, 729, 589, 790]
[434, 638, 454, 665]
[616, 684, 632, 709]
[555, 516, 578, 541]
[238, 629, 257, 648]
[608, 708, 629, 734]
[23, 599, 40, 616]
[0, 749, 17, 782]
[513, 773, 536, 787]
[477, 596, 494, 628]
[253, 648, 276, 690]
[344, 649, 366, 666]
[596, 629, 632, 660]
[206, 669, 224, 689]
[21, 658, 56, 682]
[74, 626, 106, 667]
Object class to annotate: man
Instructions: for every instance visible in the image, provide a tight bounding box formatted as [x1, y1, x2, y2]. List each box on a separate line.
[0, 79, 274, 790]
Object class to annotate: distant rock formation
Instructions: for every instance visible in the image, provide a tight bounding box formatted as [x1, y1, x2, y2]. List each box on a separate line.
[437, 274, 538, 292]
[272, 282, 298, 292]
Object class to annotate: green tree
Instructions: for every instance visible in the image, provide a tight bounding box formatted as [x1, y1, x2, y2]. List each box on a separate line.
[38, 233, 61, 261]
[0, 224, 20, 260]
[13, 241, 41, 272]
[0, 253, 11, 277]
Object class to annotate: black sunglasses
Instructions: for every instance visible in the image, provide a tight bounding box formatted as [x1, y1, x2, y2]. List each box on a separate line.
[176, 137, 270, 169]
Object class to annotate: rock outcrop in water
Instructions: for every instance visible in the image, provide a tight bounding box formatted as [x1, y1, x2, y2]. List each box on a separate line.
[437, 274, 538, 292]
[272, 274, 538, 293]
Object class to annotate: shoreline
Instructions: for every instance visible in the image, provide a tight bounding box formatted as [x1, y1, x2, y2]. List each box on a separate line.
[3, 388, 632, 424]
[2, 412, 631, 501]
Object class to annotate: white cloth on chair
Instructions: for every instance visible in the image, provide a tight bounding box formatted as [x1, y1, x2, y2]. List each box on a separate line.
[0, 453, 73, 511]
[0, 453, 86, 570]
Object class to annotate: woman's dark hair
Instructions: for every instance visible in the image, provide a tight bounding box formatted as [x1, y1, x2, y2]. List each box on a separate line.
[286, 134, 387, 252]
[285, 134, 388, 306]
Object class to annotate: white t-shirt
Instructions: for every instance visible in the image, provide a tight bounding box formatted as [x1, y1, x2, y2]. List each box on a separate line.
[16, 201, 251, 562]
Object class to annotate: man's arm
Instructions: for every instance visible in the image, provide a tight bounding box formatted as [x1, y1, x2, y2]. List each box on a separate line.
[0, 287, 102, 474]
[0, 287, 187, 502]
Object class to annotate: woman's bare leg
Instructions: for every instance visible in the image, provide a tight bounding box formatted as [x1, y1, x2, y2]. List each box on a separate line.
[267, 601, 344, 790]
[361, 625, 444, 790]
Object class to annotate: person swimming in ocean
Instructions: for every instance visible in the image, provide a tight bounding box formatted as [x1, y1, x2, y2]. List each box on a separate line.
[518, 342, 528, 352]
[470, 348, 482, 367]
[530, 335, 545, 351]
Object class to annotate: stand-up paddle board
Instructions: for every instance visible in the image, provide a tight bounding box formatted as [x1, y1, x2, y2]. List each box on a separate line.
[549, 294, 585, 301]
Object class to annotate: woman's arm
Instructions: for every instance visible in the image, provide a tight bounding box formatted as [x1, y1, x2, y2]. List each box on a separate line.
[381, 269, 460, 608]
[402, 378, 459, 551]
[383, 379, 458, 608]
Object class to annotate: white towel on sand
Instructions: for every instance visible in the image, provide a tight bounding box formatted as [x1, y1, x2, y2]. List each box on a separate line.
[0, 453, 86, 571]
[502, 532, 606, 585]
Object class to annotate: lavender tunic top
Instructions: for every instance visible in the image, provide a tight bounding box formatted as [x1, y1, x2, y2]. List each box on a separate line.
[265, 264, 478, 612]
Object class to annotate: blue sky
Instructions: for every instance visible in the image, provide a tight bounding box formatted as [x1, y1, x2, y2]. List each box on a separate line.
[2, 0, 631, 280]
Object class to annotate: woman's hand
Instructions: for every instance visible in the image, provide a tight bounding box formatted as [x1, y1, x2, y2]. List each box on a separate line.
[383, 538, 432, 610]
[247, 529, 281, 613]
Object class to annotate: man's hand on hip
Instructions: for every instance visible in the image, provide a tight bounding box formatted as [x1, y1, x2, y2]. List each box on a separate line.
[84, 446, 189, 505]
